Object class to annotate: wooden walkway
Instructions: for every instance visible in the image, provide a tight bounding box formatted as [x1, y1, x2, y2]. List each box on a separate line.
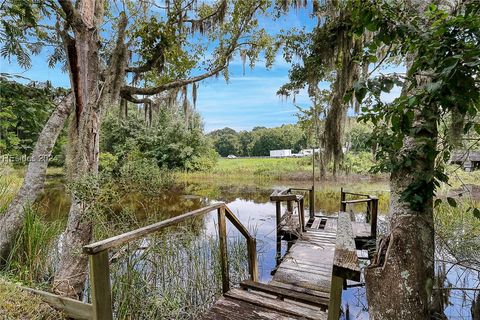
[203, 188, 378, 320]
[22, 188, 378, 320]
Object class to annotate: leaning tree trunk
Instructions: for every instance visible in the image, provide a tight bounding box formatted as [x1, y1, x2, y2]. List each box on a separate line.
[365, 102, 438, 319]
[53, 2, 127, 298]
[0, 95, 72, 263]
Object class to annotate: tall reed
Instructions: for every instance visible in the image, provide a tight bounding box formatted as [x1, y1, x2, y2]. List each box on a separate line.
[3, 207, 61, 286]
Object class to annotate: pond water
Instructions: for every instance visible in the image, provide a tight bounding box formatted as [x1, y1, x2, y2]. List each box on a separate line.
[38, 175, 477, 319]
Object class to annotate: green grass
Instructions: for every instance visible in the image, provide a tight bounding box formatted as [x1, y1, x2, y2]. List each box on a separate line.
[179, 153, 379, 182]
[0, 278, 66, 319]
[180, 157, 314, 182]
[3, 207, 62, 286]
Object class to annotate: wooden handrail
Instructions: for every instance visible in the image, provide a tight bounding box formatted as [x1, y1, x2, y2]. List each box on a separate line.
[340, 189, 378, 239]
[83, 203, 224, 254]
[341, 199, 371, 204]
[83, 202, 258, 319]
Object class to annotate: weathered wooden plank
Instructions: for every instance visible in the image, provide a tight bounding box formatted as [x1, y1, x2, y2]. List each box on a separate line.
[311, 217, 321, 229]
[90, 251, 113, 320]
[225, 288, 327, 320]
[218, 207, 230, 293]
[268, 280, 330, 299]
[270, 194, 301, 201]
[84, 203, 224, 254]
[333, 212, 360, 281]
[327, 275, 343, 320]
[22, 286, 92, 319]
[203, 297, 299, 320]
[224, 206, 255, 240]
[240, 280, 329, 307]
[341, 199, 371, 204]
[247, 237, 259, 282]
[352, 222, 371, 238]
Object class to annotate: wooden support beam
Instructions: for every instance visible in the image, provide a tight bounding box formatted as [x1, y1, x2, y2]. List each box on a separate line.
[340, 188, 346, 212]
[299, 198, 305, 232]
[276, 201, 282, 267]
[333, 212, 361, 282]
[22, 286, 93, 319]
[218, 207, 230, 294]
[90, 251, 113, 320]
[309, 187, 315, 219]
[327, 275, 343, 320]
[247, 237, 259, 282]
[370, 197, 378, 238]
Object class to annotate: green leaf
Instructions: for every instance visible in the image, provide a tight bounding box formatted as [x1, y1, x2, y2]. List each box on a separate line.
[446, 197, 457, 207]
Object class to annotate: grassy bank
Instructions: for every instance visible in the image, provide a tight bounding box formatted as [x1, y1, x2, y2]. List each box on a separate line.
[179, 153, 381, 182]
[0, 278, 66, 319]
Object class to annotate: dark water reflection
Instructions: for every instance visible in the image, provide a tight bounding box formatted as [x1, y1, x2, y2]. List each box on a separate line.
[38, 176, 477, 319]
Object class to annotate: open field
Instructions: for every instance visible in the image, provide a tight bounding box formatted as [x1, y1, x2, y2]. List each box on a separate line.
[178, 155, 382, 182]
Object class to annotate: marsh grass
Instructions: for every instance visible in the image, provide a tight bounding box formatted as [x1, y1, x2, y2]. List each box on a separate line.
[3, 207, 61, 286]
[435, 199, 480, 266]
[103, 227, 250, 319]
[0, 166, 22, 213]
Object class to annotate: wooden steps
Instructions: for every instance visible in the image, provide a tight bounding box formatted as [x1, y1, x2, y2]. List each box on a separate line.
[240, 280, 329, 309]
[203, 285, 328, 320]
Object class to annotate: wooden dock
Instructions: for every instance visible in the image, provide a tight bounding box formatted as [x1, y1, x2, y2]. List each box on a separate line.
[203, 188, 378, 320]
[22, 188, 378, 320]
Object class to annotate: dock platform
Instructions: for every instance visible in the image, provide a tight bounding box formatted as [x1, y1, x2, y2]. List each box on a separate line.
[203, 188, 378, 320]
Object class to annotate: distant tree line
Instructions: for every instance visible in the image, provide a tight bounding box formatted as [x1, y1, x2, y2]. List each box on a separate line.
[207, 125, 307, 157]
[208, 121, 376, 157]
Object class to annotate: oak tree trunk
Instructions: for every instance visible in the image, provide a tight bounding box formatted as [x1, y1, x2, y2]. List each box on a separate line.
[0, 95, 72, 262]
[53, 2, 127, 298]
[365, 105, 438, 319]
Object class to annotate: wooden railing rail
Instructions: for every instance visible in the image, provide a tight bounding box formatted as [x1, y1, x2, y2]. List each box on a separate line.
[340, 188, 378, 239]
[83, 202, 258, 320]
[290, 187, 315, 218]
[21, 286, 93, 319]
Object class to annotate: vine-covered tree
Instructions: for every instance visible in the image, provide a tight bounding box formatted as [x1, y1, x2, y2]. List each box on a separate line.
[280, 0, 480, 318]
[0, 0, 272, 298]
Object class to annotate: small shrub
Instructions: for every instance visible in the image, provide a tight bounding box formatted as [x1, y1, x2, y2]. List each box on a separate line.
[99, 152, 118, 174]
[119, 158, 174, 194]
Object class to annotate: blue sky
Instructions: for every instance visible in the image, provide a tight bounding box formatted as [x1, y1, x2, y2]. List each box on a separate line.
[0, 4, 402, 133]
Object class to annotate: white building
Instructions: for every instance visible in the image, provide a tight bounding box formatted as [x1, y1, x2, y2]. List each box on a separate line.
[300, 148, 320, 156]
[270, 149, 292, 158]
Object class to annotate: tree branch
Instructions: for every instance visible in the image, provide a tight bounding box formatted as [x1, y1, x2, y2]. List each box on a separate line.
[57, 0, 84, 28]
[120, 0, 261, 97]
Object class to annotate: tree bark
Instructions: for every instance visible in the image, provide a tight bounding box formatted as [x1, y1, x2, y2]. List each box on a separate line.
[53, 2, 127, 298]
[365, 105, 438, 319]
[0, 95, 73, 263]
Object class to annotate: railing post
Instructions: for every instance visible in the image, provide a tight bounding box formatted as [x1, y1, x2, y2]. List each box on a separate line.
[366, 199, 372, 224]
[287, 200, 293, 214]
[275, 201, 282, 267]
[309, 186, 315, 219]
[328, 275, 344, 320]
[90, 250, 113, 320]
[299, 198, 305, 232]
[218, 207, 230, 293]
[340, 188, 346, 212]
[247, 238, 259, 282]
[370, 197, 378, 239]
